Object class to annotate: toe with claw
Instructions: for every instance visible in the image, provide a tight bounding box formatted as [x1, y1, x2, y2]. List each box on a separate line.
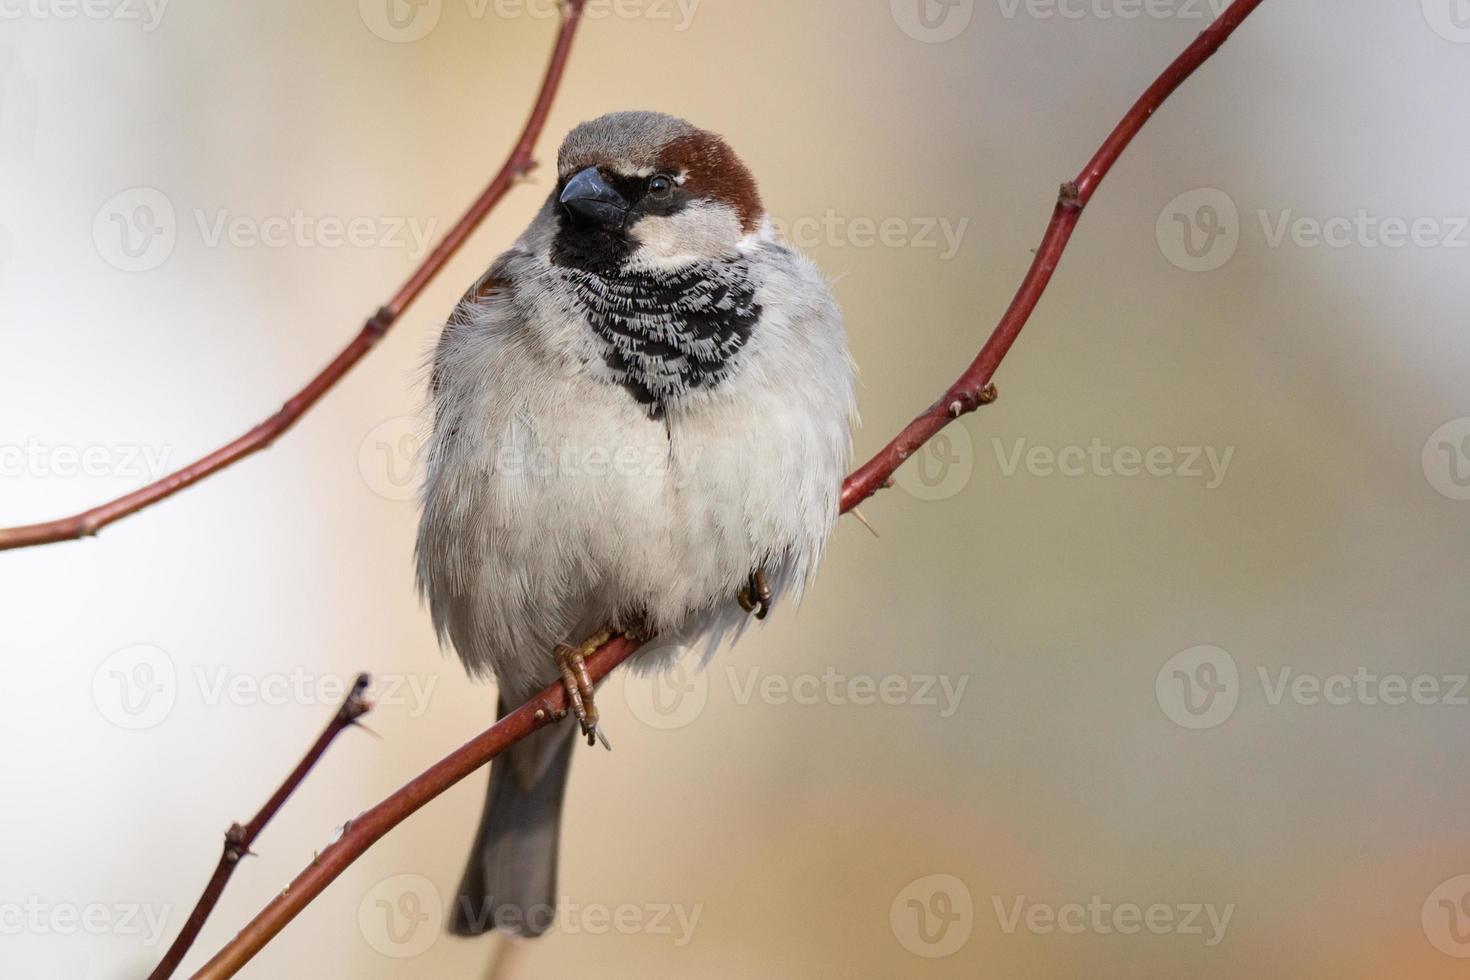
[736, 568, 773, 620]
[554, 629, 613, 750]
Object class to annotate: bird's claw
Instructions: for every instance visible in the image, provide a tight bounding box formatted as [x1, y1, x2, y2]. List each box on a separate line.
[736, 568, 773, 620]
[554, 629, 613, 750]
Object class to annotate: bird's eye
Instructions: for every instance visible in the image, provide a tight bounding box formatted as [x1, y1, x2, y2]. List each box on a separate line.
[648, 174, 674, 197]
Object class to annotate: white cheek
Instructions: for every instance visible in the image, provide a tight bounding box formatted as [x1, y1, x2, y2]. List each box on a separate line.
[628, 200, 744, 264]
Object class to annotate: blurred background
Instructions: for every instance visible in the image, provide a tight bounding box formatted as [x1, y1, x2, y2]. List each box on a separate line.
[3, 0, 1469, 976]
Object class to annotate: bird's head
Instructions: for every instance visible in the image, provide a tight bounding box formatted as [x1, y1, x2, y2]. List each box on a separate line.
[548, 111, 764, 274]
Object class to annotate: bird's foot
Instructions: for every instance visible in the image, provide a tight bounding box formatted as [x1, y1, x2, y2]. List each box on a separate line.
[621, 618, 655, 643]
[554, 629, 613, 750]
[736, 568, 773, 620]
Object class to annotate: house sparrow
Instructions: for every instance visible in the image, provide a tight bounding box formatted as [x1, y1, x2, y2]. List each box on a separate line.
[416, 110, 856, 938]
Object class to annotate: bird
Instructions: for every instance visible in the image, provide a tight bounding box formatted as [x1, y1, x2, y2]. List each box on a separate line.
[415, 110, 856, 939]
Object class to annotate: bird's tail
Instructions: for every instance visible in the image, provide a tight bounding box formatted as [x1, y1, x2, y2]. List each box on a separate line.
[450, 695, 575, 938]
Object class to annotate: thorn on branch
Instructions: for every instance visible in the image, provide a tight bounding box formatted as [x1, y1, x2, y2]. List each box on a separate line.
[947, 382, 1000, 418]
[365, 307, 396, 337]
[223, 823, 252, 864]
[337, 673, 373, 726]
[510, 155, 539, 180]
[849, 507, 879, 538]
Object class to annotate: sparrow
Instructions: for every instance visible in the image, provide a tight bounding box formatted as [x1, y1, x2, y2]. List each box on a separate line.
[415, 110, 856, 938]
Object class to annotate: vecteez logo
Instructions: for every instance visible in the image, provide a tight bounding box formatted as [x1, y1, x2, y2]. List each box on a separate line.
[359, 874, 443, 958]
[1422, 0, 1470, 43]
[890, 874, 974, 958]
[0, 0, 170, 31]
[92, 187, 440, 272]
[1424, 875, 1470, 958]
[1157, 646, 1470, 730]
[1156, 188, 1240, 272]
[1155, 645, 1239, 730]
[622, 663, 970, 731]
[93, 187, 176, 273]
[891, 0, 976, 42]
[359, 0, 442, 43]
[92, 644, 178, 730]
[1423, 417, 1470, 500]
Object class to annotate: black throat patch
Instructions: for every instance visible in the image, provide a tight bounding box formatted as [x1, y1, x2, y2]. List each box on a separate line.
[559, 260, 762, 418]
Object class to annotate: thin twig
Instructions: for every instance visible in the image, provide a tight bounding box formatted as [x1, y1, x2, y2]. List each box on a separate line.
[841, 0, 1265, 511]
[0, 0, 589, 553]
[189, 635, 644, 980]
[187, 3, 1270, 976]
[148, 674, 373, 980]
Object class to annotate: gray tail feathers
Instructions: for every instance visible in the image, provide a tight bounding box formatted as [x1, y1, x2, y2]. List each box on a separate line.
[450, 695, 576, 938]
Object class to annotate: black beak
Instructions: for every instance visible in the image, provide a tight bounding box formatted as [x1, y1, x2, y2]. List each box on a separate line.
[559, 167, 629, 230]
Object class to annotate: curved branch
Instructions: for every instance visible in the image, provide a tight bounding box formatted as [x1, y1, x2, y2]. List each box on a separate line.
[190, 635, 644, 980]
[187, 2, 1269, 976]
[0, 0, 589, 553]
[842, 0, 1266, 510]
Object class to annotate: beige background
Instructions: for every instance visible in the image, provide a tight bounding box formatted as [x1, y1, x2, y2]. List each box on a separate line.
[4, 0, 1470, 976]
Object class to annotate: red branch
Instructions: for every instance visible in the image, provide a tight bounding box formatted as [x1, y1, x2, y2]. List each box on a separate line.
[185, 2, 1269, 977]
[0, 0, 588, 553]
[188, 637, 642, 979]
[148, 674, 372, 980]
[844, 0, 1266, 508]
